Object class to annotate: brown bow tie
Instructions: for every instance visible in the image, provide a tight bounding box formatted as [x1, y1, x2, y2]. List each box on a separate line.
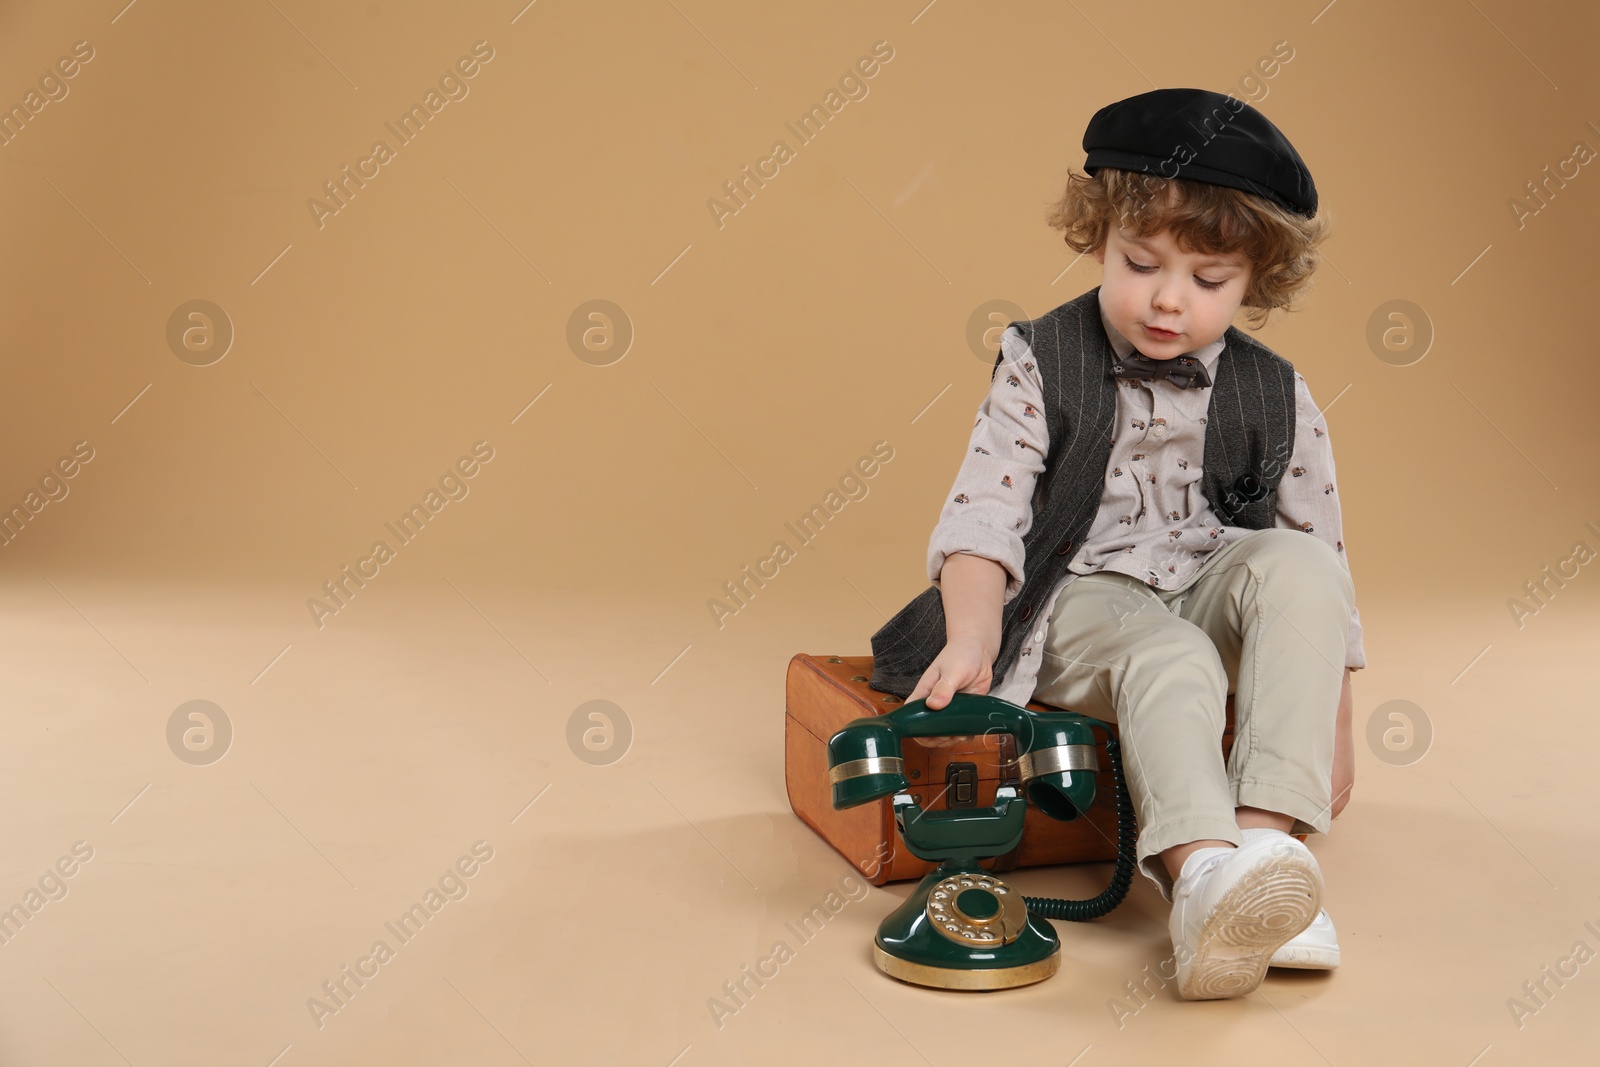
[1110, 349, 1213, 389]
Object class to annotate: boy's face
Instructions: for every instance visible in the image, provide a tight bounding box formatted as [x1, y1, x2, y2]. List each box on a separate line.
[1093, 224, 1252, 360]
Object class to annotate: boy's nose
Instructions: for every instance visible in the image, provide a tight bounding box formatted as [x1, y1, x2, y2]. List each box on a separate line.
[1147, 275, 1181, 307]
[1152, 290, 1182, 314]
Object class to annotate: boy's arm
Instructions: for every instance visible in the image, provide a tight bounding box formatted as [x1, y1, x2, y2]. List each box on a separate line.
[1273, 371, 1367, 672]
[926, 326, 1050, 615]
[936, 552, 1009, 659]
[1276, 371, 1359, 819]
[1332, 664, 1355, 818]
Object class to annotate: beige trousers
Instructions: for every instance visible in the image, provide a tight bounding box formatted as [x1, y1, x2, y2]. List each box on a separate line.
[1032, 527, 1354, 901]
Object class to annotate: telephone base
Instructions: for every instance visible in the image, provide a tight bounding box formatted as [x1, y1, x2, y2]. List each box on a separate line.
[871, 864, 1062, 990]
[873, 942, 1061, 990]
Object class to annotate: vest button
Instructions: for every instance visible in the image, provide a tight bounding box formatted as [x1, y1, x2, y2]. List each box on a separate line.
[1019, 601, 1034, 622]
[1055, 537, 1075, 556]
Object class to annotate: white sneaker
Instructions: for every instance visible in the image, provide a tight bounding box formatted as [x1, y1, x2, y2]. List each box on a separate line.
[1234, 828, 1342, 969]
[1167, 835, 1323, 1000]
[1268, 907, 1340, 968]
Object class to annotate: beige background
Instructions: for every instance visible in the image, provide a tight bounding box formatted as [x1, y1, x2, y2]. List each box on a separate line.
[0, 1, 1597, 1064]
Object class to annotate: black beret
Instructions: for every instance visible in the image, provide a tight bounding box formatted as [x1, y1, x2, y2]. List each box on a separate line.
[1082, 88, 1318, 219]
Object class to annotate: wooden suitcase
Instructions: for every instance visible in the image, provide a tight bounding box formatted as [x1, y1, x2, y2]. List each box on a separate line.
[785, 652, 1246, 885]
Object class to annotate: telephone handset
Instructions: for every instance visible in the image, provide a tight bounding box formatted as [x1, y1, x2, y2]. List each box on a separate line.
[827, 692, 1137, 990]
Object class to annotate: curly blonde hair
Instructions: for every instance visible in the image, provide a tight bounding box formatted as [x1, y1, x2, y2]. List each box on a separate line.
[1045, 167, 1330, 330]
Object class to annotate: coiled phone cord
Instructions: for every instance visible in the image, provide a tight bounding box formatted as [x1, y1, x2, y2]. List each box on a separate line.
[1021, 728, 1138, 921]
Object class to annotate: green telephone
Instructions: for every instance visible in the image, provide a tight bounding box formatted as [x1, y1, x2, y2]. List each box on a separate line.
[828, 692, 1137, 990]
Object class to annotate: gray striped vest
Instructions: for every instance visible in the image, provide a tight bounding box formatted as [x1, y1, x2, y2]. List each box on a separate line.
[869, 284, 1297, 699]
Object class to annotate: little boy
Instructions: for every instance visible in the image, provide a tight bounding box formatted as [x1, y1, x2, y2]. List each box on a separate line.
[869, 88, 1365, 1000]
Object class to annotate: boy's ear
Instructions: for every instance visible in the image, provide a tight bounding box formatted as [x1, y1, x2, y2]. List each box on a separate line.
[1092, 245, 1105, 265]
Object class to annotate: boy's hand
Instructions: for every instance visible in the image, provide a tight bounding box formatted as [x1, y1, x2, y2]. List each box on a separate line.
[908, 635, 995, 705]
[1330, 668, 1355, 819]
[910, 552, 1006, 745]
[904, 637, 996, 748]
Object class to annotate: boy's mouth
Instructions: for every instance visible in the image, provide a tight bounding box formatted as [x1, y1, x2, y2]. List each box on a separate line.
[1143, 325, 1180, 340]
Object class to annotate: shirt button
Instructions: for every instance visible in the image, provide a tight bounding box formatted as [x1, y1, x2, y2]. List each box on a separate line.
[1034, 630, 1044, 642]
[1151, 424, 1167, 438]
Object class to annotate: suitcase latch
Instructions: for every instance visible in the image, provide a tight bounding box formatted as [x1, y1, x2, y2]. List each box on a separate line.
[945, 762, 978, 808]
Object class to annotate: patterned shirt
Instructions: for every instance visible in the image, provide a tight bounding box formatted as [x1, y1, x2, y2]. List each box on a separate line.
[927, 290, 1366, 707]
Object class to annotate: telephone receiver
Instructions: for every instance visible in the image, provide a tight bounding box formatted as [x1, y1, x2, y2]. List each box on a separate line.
[829, 691, 1100, 827]
[826, 692, 1137, 990]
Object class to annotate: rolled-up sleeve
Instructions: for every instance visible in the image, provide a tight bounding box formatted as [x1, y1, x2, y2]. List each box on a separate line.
[926, 327, 1050, 605]
[1274, 372, 1367, 670]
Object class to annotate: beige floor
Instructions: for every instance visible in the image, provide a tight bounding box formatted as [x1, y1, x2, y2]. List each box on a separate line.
[0, 0, 1594, 1061]
[0, 576, 1594, 1066]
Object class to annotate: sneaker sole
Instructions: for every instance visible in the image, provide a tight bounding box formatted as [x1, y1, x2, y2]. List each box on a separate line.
[1176, 850, 1322, 1000]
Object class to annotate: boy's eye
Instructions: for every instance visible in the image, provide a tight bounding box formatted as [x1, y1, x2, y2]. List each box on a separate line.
[1122, 254, 1229, 291]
